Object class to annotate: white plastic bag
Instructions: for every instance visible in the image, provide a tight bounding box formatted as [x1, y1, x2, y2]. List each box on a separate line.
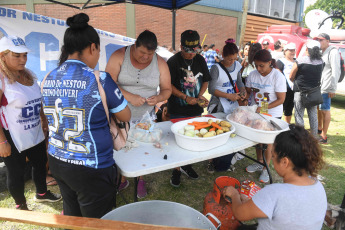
[129, 111, 163, 143]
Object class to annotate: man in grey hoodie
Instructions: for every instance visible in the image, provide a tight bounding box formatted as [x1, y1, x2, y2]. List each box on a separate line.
[313, 33, 341, 144]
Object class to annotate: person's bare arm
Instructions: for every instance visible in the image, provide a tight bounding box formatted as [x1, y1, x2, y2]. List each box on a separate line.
[40, 102, 48, 135]
[268, 92, 286, 109]
[146, 56, 172, 106]
[223, 186, 267, 221]
[113, 106, 131, 122]
[289, 62, 298, 82]
[105, 47, 146, 107]
[0, 90, 11, 157]
[213, 89, 240, 102]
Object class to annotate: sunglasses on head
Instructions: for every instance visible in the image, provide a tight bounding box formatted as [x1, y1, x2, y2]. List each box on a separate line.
[182, 46, 197, 53]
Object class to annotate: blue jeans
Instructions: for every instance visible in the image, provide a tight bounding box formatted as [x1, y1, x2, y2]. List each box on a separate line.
[320, 93, 331, 111]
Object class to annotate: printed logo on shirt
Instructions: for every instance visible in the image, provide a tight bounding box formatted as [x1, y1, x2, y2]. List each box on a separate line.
[114, 88, 123, 100]
[251, 87, 270, 104]
[181, 67, 203, 91]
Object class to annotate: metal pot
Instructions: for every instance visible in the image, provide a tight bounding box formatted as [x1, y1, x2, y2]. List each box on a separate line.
[102, 200, 220, 230]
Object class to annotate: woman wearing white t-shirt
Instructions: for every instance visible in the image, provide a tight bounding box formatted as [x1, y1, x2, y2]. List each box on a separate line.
[245, 49, 286, 183]
[0, 35, 61, 210]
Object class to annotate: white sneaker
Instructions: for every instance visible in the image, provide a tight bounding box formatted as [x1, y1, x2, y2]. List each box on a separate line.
[259, 169, 269, 183]
[246, 163, 264, 173]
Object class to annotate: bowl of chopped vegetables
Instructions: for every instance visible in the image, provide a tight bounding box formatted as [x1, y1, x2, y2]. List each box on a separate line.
[170, 117, 235, 151]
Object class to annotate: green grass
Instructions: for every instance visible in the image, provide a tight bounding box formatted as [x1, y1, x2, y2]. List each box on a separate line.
[0, 95, 344, 229]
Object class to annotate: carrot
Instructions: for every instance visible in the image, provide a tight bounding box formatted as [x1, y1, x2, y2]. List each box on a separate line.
[194, 124, 212, 130]
[211, 122, 222, 130]
[209, 127, 216, 132]
[188, 122, 208, 125]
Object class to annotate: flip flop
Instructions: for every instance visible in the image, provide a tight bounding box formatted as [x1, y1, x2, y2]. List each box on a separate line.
[46, 176, 57, 186]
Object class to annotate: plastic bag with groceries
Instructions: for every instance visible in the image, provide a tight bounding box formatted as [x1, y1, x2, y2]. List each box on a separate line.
[228, 106, 275, 131]
[129, 111, 163, 143]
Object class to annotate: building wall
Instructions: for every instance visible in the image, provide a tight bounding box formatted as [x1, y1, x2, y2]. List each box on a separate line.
[2, 3, 238, 51]
[2, 3, 128, 37]
[135, 5, 238, 50]
[244, 14, 298, 44]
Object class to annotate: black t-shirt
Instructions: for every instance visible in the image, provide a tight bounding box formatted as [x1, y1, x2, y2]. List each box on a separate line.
[293, 56, 324, 92]
[167, 52, 211, 116]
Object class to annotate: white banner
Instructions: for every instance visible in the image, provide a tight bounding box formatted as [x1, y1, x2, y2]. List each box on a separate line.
[0, 7, 172, 82]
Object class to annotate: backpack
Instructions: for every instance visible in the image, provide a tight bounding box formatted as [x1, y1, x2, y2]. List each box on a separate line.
[328, 47, 345, 83]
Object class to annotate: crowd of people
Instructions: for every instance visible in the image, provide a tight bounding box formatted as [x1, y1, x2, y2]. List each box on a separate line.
[0, 11, 342, 229]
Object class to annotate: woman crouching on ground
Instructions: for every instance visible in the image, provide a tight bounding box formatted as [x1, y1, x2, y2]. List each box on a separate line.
[223, 124, 327, 229]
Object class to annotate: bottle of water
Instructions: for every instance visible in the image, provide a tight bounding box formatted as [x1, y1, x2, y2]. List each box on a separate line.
[260, 97, 268, 114]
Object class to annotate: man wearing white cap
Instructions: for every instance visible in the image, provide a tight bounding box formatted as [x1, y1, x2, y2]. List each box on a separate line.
[0, 35, 61, 210]
[313, 33, 341, 144]
[276, 43, 296, 123]
[262, 41, 271, 53]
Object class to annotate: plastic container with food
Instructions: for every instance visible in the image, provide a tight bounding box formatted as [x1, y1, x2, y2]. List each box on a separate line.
[226, 113, 289, 144]
[170, 117, 235, 151]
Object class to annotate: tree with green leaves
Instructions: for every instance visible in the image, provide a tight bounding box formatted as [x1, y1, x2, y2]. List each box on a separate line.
[304, 0, 345, 29]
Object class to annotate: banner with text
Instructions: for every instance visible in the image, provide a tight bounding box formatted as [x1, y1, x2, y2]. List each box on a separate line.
[0, 7, 137, 82]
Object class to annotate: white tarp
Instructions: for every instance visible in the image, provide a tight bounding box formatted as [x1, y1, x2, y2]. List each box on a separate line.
[0, 7, 173, 82]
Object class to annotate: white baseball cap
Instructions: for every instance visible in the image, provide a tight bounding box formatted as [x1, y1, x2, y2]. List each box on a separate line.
[0, 35, 31, 53]
[284, 43, 296, 50]
[306, 40, 320, 49]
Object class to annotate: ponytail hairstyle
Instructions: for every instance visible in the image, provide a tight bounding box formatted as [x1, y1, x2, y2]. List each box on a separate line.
[253, 49, 276, 68]
[308, 46, 322, 61]
[59, 13, 100, 66]
[222, 38, 238, 57]
[274, 124, 324, 177]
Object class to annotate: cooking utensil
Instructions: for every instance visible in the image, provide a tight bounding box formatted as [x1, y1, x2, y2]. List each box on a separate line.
[102, 200, 220, 230]
[257, 113, 282, 130]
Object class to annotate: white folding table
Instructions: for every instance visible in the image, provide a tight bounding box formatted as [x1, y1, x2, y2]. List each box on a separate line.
[113, 113, 271, 202]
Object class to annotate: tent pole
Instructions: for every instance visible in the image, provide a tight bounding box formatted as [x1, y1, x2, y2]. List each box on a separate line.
[172, 9, 176, 51]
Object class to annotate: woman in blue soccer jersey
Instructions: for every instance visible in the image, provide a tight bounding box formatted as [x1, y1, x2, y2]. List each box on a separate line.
[42, 13, 131, 218]
[0, 35, 62, 210]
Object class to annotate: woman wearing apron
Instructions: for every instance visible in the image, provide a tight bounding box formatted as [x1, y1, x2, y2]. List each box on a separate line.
[207, 39, 247, 173]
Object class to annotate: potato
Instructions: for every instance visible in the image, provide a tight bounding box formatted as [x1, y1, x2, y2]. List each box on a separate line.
[222, 126, 230, 132]
[203, 131, 216, 138]
[208, 119, 213, 125]
[216, 120, 220, 124]
[220, 121, 231, 127]
[196, 133, 203, 138]
[200, 128, 208, 135]
[216, 129, 224, 135]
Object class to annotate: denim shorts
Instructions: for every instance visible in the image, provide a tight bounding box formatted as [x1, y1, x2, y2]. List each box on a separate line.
[320, 93, 331, 111]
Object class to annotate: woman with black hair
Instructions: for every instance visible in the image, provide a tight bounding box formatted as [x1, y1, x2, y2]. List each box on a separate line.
[206, 39, 247, 173]
[42, 13, 131, 218]
[245, 49, 286, 183]
[208, 39, 247, 114]
[223, 124, 327, 229]
[241, 42, 262, 84]
[289, 40, 324, 137]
